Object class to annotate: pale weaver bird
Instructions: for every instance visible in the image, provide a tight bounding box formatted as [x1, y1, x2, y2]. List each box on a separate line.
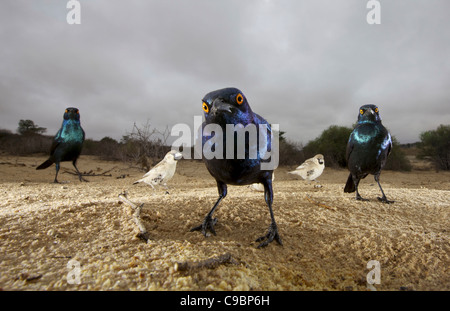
[288, 154, 325, 187]
[133, 150, 182, 191]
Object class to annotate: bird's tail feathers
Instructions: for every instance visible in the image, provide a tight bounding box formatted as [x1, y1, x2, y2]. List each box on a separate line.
[36, 159, 53, 170]
[133, 179, 142, 185]
[344, 173, 356, 193]
[288, 170, 300, 175]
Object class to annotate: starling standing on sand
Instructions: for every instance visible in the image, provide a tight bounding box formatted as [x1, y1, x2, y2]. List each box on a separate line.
[190, 87, 282, 248]
[344, 104, 393, 203]
[36, 107, 86, 183]
[288, 154, 325, 185]
[133, 150, 182, 190]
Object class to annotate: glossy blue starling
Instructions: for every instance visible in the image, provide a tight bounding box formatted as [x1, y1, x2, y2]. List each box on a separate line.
[344, 104, 393, 203]
[36, 107, 87, 183]
[190, 87, 282, 248]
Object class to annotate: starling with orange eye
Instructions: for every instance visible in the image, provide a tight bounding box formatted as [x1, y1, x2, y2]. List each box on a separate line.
[344, 104, 393, 203]
[192, 87, 282, 248]
[36, 107, 87, 183]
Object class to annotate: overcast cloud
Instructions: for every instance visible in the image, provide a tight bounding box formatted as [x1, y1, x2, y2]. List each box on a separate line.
[1, 0, 449, 145]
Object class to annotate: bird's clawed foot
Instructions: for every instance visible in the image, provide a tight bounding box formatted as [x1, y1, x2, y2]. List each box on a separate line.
[53, 179, 69, 184]
[77, 173, 89, 182]
[190, 216, 218, 237]
[378, 196, 394, 204]
[355, 194, 369, 202]
[255, 222, 283, 248]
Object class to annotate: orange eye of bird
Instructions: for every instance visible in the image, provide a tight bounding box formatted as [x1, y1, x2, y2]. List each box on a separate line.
[360, 109, 364, 115]
[202, 102, 209, 113]
[236, 93, 244, 105]
[374, 107, 379, 113]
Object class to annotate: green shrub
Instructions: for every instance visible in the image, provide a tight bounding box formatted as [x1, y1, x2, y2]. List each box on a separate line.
[384, 136, 412, 171]
[417, 124, 450, 171]
[302, 125, 353, 168]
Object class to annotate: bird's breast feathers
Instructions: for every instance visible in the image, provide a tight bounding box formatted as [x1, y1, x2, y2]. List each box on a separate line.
[60, 121, 84, 142]
[352, 123, 389, 144]
[201, 116, 271, 162]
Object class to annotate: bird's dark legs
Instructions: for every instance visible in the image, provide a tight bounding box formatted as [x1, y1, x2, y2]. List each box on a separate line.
[190, 181, 227, 236]
[73, 160, 88, 182]
[255, 180, 282, 248]
[53, 163, 60, 183]
[190, 196, 222, 236]
[375, 174, 394, 204]
[353, 176, 369, 201]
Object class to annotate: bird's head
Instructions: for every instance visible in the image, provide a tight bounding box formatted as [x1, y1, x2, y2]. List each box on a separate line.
[64, 107, 81, 121]
[165, 150, 183, 162]
[357, 104, 382, 124]
[201, 87, 253, 124]
[315, 154, 325, 165]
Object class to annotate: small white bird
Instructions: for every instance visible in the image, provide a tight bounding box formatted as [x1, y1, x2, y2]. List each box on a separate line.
[133, 150, 182, 190]
[288, 154, 325, 185]
[249, 173, 275, 192]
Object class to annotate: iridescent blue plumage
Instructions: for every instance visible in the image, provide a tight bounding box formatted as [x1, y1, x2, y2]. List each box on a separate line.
[36, 107, 87, 183]
[191, 87, 282, 248]
[344, 104, 393, 203]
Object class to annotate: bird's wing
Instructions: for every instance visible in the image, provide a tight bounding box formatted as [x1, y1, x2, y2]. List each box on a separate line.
[253, 113, 272, 137]
[49, 128, 63, 156]
[386, 132, 393, 156]
[253, 113, 270, 127]
[143, 160, 166, 177]
[143, 161, 174, 183]
[150, 173, 164, 184]
[346, 132, 355, 162]
[252, 113, 272, 162]
[296, 159, 314, 170]
[295, 164, 305, 170]
[306, 169, 315, 177]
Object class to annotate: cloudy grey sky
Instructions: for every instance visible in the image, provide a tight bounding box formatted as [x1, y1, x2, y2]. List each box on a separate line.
[1, 0, 449, 145]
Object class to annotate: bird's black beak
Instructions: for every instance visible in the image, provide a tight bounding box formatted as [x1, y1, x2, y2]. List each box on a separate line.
[363, 108, 375, 117]
[210, 98, 234, 116]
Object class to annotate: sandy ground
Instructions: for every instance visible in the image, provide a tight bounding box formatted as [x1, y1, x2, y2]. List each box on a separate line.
[0, 154, 448, 291]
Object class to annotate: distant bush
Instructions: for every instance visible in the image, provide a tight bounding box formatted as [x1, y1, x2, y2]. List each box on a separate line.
[119, 122, 171, 170]
[82, 122, 171, 170]
[0, 130, 51, 155]
[417, 124, 450, 171]
[17, 119, 46, 135]
[278, 139, 305, 166]
[82, 137, 123, 161]
[0, 129, 13, 136]
[0, 121, 50, 155]
[0, 120, 172, 171]
[384, 136, 412, 171]
[302, 125, 353, 168]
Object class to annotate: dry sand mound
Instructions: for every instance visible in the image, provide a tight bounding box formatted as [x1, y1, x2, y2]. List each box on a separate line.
[0, 155, 449, 291]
